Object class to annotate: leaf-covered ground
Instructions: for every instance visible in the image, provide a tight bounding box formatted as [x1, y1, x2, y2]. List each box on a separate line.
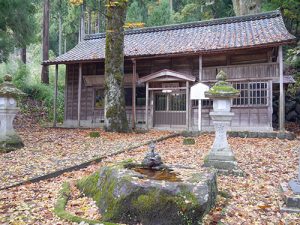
[1, 130, 300, 224]
[0, 127, 171, 189]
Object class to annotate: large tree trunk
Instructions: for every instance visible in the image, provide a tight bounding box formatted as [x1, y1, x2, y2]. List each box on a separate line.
[104, 0, 129, 132]
[41, 0, 50, 84]
[232, 0, 261, 16]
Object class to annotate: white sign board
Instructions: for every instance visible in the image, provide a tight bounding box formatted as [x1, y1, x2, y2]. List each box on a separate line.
[191, 83, 209, 100]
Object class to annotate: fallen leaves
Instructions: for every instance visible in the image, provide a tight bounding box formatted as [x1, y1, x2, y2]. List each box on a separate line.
[0, 129, 300, 224]
[0, 126, 171, 189]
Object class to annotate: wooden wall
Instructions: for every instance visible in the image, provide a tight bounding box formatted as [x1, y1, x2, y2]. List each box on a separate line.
[64, 47, 277, 131]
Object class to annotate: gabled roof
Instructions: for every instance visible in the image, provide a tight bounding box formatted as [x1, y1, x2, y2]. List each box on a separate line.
[45, 10, 295, 65]
[138, 69, 196, 83]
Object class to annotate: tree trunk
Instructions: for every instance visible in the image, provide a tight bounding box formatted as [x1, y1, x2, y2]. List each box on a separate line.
[97, 0, 101, 32]
[232, 0, 261, 16]
[88, 9, 91, 34]
[80, 3, 85, 41]
[58, 11, 62, 55]
[41, 0, 50, 84]
[169, 0, 173, 12]
[104, 0, 129, 132]
[21, 47, 26, 64]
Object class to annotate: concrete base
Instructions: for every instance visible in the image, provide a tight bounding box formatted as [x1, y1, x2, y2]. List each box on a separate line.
[203, 158, 244, 176]
[0, 134, 24, 153]
[280, 182, 300, 213]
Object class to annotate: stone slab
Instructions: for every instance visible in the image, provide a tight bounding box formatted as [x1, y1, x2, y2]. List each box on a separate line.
[280, 182, 300, 212]
[203, 159, 244, 176]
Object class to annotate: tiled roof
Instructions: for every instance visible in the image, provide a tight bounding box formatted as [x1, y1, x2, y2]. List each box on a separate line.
[45, 10, 295, 65]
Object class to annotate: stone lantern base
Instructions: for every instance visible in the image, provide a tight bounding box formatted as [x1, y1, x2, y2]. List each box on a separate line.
[203, 111, 244, 176]
[0, 108, 24, 153]
[0, 134, 24, 153]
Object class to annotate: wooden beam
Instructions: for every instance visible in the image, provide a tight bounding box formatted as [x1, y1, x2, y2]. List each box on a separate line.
[78, 63, 82, 127]
[145, 82, 149, 129]
[132, 59, 137, 129]
[278, 46, 285, 131]
[53, 64, 58, 127]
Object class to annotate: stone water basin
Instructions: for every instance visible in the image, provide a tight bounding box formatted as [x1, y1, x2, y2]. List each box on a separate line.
[77, 162, 217, 225]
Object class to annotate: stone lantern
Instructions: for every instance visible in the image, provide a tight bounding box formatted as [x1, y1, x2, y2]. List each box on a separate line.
[203, 71, 243, 175]
[0, 74, 25, 152]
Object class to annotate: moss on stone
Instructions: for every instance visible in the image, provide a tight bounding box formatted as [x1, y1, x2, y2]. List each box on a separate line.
[55, 182, 119, 225]
[205, 70, 239, 98]
[0, 135, 24, 153]
[77, 172, 101, 203]
[78, 164, 216, 225]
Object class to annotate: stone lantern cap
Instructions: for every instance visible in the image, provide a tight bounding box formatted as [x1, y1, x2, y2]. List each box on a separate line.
[0, 74, 25, 98]
[205, 70, 240, 99]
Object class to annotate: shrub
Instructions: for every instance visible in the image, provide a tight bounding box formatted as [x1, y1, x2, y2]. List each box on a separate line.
[89, 131, 100, 138]
[183, 138, 195, 145]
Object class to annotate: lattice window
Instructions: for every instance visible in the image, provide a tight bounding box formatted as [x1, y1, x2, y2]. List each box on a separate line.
[232, 81, 268, 107]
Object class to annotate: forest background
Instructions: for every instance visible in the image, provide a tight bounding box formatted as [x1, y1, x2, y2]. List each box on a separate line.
[0, 0, 299, 123]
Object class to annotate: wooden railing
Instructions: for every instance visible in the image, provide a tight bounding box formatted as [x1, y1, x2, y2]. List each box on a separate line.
[202, 63, 279, 81]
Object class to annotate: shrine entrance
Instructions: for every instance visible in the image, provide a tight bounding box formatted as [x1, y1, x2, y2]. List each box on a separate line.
[138, 69, 195, 130]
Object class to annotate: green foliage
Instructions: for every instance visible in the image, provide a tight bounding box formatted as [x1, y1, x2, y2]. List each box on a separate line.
[147, 0, 173, 26]
[286, 42, 300, 68]
[183, 138, 196, 145]
[262, 0, 300, 36]
[0, 57, 65, 123]
[127, 1, 144, 23]
[0, 0, 37, 62]
[89, 131, 100, 138]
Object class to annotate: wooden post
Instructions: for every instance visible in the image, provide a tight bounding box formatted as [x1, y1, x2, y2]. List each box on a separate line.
[145, 82, 149, 129]
[279, 46, 285, 131]
[78, 63, 82, 127]
[198, 100, 202, 131]
[186, 81, 189, 130]
[268, 80, 273, 129]
[132, 59, 137, 129]
[150, 90, 154, 128]
[198, 55, 203, 131]
[53, 64, 58, 127]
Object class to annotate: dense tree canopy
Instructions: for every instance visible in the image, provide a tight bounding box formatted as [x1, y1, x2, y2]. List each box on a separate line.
[0, 0, 37, 62]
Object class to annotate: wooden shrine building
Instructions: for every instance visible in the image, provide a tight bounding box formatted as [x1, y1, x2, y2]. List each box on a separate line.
[44, 10, 295, 131]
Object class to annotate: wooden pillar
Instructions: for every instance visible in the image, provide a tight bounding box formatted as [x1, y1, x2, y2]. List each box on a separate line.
[145, 82, 149, 129]
[198, 55, 203, 131]
[53, 64, 58, 127]
[279, 46, 285, 131]
[150, 90, 154, 128]
[132, 59, 137, 129]
[78, 63, 82, 127]
[186, 81, 189, 130]
[268, 79, 273, 129]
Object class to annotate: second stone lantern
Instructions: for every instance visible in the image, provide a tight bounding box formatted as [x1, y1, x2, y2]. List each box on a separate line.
[203, 70, 243, 175]
[0, 74, 25, 152]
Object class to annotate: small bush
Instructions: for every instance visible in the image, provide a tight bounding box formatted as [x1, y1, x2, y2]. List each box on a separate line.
[183, 138, 195, 145]
[89, 131, 100, 138]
